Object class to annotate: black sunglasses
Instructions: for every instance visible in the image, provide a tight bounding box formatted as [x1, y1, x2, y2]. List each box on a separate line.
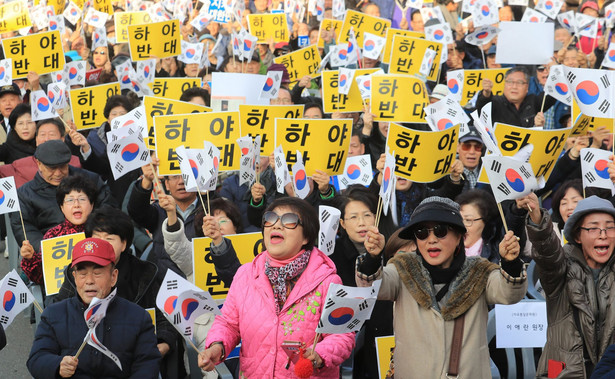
[414, 225, 451, 240]
[262, 211, 302, 229]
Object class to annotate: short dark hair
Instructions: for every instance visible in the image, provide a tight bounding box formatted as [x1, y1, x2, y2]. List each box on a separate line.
[194, 198, 243, 236]
[36, 118, 65, 137]
[265, 197, 318, 251]
[84, 207, 134, 251]
[551, 179, 583, 230]
[505, 66, 530, 83]
[179, 87, 210, 106]
[455, 189, 498, 240]
[8, 103, 31, 130]
[103, 95, 135, 120]
[304, 102, 324, 118]
[336, 185, 378, 219]
[56, 175, 98, 207]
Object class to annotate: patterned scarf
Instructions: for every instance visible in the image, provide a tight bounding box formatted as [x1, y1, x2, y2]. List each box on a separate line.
[264, 249, 312, 313]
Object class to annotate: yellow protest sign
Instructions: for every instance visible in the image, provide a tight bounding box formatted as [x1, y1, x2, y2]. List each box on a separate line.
[318, 19, 342, 49]
[248, 13, 289, 43]
[0, 1, 32, 34]
[461, 68, 508, 106]
[128, 19, 180, 61]
[273, 46, 321, 83]
[389, 35, 442, 81]
[275, 118, 352, 176]
[1, 31, 65, 79]
[154, 111, 241, 175]
[149, 78, 202, 100]
[382, 29, 424, 64]
[386, 123, 459, 182]
[571, 98, 611, 134]
[478, 123, 571, 183]
[375, 336, 395, 379]
[193, 233, 263, 300]
[239, 104, 304, 156]
[146, 308, 156, 331]
[143, 96, 210, 149]
[70, 82, 120, 130]
[371, 74, 429, 123]
[41, 233, 86, 296]
[93, 0, 113, 14]
[47, 0, 65, 15]
[114, 11, 152, 43]
[338, 10, 390, 46]
[321, 68, 380, 113]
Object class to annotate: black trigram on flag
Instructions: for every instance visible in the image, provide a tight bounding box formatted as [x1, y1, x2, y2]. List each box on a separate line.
[140, 151, 149, 161]
[6, 199, 15, 209]
[7, 278, 17, 287]
[202, 305, 215, 312]
[347, 319, 361, 329]
[335, 289, 348, 297]
[566, 71, 577, 83]
[321, 210, 331, 223]
[490, 160, 502, 174]
[325, 299, 336, 309]
[166, 280, 178, 290]
[111, 144, 121, 154]
[0, 315, 8, 325]
[196, 153, 205, 165]
[2, 181, 12, 191]
[519, 165, 531, 179]
[497, 183, 511, 196]
[19, 293, 27, 304]
[585, 171, 596, 184]
[583, 151, 595, 163]
[183, 326, 192, 336]
[358, 300, 369, 311]
[318, 320, 324, 329]
[600, 74, 611, 88]
[598, 99, 611, 114]
[359, 158, 368, 166]
[326, 241, 333, 251]
[114, 162, 124, 172]
[173, 313, 181, 325]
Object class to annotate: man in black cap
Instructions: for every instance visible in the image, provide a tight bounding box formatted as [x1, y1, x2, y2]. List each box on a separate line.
[10, 140, 116, 266]
[0, 83, 22, 138]
[457, 127, 484, 192]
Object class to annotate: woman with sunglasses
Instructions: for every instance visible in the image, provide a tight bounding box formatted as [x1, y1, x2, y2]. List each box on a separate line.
[356, 196, 527, 378]
[521, 193, 615, 378]
[199, 197, 355, 377]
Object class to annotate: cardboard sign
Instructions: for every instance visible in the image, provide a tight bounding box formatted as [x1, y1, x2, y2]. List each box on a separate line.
[239, 104, 304, 156]
[114, 11, 152, 43]
[321, 68, 380, 113]
[128, 19, 181, 61]
[382, 29, 424, 65]
[337, 10, 390, 47]
[461, 68, 508, 106]
[478, 123, 571, 183]
[275, 118, 352, 176]
[389, 35, 443, 81]
[248, 13, 289, 43]
[93, 0, 113, 14]
[273, 45, 321, 83]
[70, 82, 120, 130]
[154, 111, 241, 174]
[193, 233, 263, 300]
[495, 301, 547, 348]
[386, 123, 460, 182]
[318, 19, 342, 49]
[571, 98, 611, 134]
[41, 233, 86, 296]
[375, 336, 395, 379]
[2, 31, 65, 79]
[47, 0, 66, 15]
[143, 96, 210, 149]
[0, 0, 32, 34]
[371, 74, 429, 123]
[149, 78, 202, 100]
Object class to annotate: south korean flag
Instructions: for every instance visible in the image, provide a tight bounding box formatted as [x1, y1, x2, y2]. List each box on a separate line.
[292, 151, 311, 200]
[47, 82, 67, 112]
[273, 145, 291, 193]
[316, 281, 381, 334]
[92, 28, 108, 51]
[0, 59, 13, 87]
[31, 90, 58, 121]
[259, 71, 283, 100]
[581, 147, 615, 195]
[563, 67, 615, 118]
[318, 205, 341, 256]
[106, 133, 151, 180]
[482, 155, 539, 204]
[0, 269, 33, 328]
[338, 154, 373, 189]
[63, 1, 82, 25]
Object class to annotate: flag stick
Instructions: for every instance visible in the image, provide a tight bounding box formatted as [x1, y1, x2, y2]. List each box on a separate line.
[527, 205, 533, 213]
[32, 299, 43, 314]
[149, 161, 161, 201]
[563, 35, 575, 50]
[583, 185, 586, 198]
[206, 190, 211, 215]
[540, 93, 547, 113]
[374, 196, 383, 227]
[186, 337, 200, 353]
[311, 332, 321, 353]
[18, 210, 27, 241]
[194, 181, 208, 216]
[75, 338, 88, 359]
[480, 47, 486, 70]
[497, 202, 509, 233]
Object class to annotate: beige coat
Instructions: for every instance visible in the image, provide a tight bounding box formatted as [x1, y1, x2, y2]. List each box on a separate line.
[358, 253, 527, 379]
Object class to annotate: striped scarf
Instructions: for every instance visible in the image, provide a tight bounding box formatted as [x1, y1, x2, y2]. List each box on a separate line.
[264, 249, 312, 313]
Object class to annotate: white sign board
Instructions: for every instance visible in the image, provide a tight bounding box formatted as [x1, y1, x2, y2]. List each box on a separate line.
[495, 301, 547, 348]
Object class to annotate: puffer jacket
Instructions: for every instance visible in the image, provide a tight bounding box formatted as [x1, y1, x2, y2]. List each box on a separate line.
[527, 210, 615, 379]
[205, 247, 355, 378]
[357, 252, 527, 378]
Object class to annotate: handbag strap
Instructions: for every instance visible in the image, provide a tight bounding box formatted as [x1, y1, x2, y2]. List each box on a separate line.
[447, 314, 466, 378]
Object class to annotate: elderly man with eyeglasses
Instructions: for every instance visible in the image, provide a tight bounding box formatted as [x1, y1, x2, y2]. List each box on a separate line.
[476, 66, 557, 128]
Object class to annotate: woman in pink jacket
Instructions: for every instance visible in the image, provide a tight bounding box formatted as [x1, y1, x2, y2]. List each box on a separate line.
[198, 197, 355, 378]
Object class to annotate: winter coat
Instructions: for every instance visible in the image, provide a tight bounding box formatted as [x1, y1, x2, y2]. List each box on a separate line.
[357, 252, 527, 378]
[476, 91, 556, 128]
[9, 167, 116, 254]
[0, 155, 81, 188]
[205, 247, 355, 378]
[527, 210, 615, 378]
[0, 129, 36, 163]
[27, 295, 161, 379]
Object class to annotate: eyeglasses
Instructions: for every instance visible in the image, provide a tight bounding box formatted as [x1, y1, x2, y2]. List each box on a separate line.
[216, 217, 231, 227]
[460, 142, 483, 152]
[93, 50, 106, 55]
[16, 121, 36, 128]
[505, 80, 528, 87]
[463, 217, 483, 227]
[580, 226, 615, 238]
[414, 224, 452, 240]
[344, 212, 375, 224]
[64, 197, 89, 205]
[262, 211, 302, 229]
